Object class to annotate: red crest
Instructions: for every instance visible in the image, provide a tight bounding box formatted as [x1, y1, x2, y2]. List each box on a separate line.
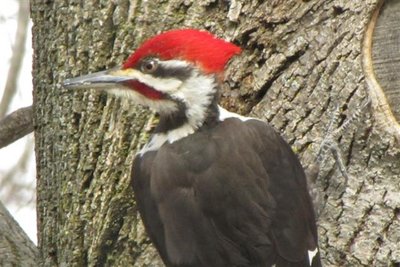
[123, 29, 241, 74]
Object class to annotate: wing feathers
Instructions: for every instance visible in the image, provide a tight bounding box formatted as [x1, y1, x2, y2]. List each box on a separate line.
[132, 118, 320, 266]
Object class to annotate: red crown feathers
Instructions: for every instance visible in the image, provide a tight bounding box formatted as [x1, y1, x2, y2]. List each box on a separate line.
[123, 29, 241, 74]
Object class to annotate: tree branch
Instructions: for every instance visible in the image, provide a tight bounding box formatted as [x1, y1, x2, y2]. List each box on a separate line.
[0, 0, 30, 118]
[0, 106, 33, 149]
[0, 200, 38, 265]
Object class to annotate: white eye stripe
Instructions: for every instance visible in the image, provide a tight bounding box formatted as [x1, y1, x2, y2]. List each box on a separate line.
[158, 59, 191, 69]
[114, 68, 183, 93]
[137, 74, 182, 93]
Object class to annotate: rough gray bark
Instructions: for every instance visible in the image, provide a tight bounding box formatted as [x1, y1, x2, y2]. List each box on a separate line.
[0, 201, 37, 266]
[30, 0, 399, 266]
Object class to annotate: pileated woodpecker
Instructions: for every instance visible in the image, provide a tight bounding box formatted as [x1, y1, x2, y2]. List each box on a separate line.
[64, 29, 321, 267]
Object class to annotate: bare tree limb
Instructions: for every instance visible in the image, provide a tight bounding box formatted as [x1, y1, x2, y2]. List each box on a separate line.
[0, 0, 30, 118]
[0, 106, 33, 149]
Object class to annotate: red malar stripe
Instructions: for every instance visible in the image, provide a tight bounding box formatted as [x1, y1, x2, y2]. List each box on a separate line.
[123, 80, 164, 100]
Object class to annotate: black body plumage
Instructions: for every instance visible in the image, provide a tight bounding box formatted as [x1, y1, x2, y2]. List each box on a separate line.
[132, 116, 322, 267]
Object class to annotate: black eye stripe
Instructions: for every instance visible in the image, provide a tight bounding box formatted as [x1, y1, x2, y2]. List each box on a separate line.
[138, 59, 193, 80]
[155, 65, 193, 80]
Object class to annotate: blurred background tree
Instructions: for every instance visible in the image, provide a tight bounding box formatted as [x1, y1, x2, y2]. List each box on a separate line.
[0, 0, 36, 240]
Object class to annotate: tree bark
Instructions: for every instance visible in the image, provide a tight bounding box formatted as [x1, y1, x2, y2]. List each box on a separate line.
[30, 0, 399, 266]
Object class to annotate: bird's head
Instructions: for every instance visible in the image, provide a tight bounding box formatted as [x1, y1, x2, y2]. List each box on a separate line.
[64, 29, 241, 129]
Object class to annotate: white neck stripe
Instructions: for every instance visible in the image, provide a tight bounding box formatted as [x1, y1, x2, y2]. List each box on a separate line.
[218, 106, 251, 121]
[138, 123, 195, 156]
[138, 106, 253, 156]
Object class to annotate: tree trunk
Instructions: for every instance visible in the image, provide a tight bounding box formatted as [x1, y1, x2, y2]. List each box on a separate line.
[30, 0, 399, 266]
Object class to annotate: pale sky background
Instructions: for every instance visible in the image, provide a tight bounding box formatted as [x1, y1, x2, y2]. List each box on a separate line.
[0, 0, 37, 244]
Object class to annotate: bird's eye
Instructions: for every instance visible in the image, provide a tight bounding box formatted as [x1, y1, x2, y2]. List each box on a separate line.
[142, 60, 158, 73]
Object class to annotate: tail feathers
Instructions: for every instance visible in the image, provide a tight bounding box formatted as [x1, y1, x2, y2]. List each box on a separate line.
[310, 252, 322, 267]
[275, 252, 322, 267]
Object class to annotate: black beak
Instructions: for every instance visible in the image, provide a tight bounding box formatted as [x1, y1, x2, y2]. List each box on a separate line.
[63, 68, 132, 90]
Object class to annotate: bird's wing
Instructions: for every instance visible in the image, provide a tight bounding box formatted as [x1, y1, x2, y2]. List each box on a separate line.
[131, 153, 174, 266]
[245, 119, 320, 264]
[133, 118, 320, 266]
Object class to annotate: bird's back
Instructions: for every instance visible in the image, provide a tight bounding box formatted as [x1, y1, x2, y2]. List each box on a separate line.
[132, 117, 321, 267]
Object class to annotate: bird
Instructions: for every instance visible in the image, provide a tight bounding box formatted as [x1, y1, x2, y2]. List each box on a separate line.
[64, 29, 322, 267]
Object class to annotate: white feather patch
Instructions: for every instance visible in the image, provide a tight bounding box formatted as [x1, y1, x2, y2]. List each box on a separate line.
[308, 248, 318, 265]
[218, 106, 251, 121]
[109, 88, 178, 114]
[138, 123, 195, 155]
[171, 71, 216, 129]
